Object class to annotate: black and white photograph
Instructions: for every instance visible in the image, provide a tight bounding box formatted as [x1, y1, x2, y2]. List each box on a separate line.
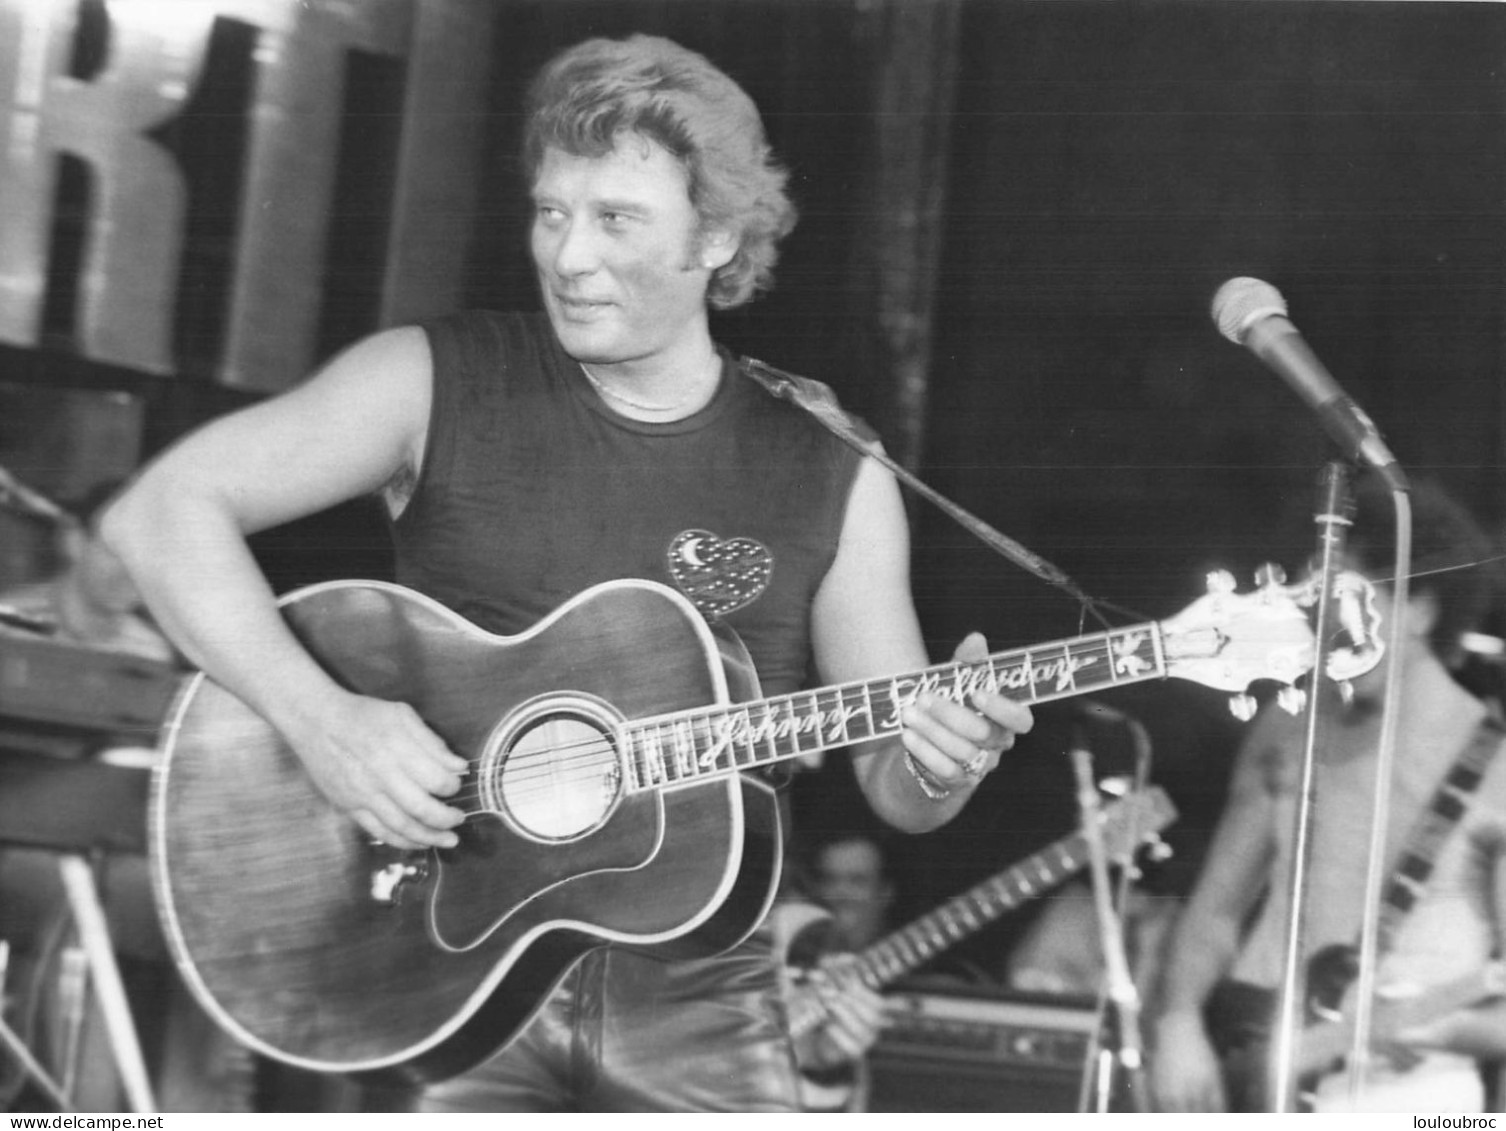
[0, 0, 1503, 1116]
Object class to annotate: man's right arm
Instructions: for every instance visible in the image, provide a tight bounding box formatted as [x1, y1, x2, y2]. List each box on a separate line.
[1149, 718, 1279, 1112]
[99, 326, 467, 850]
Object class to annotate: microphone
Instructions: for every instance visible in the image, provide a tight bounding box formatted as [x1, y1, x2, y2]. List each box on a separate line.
[1211, 277, 1407, 490]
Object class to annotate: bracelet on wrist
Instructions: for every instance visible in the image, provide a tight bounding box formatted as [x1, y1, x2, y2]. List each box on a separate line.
[903, 750, 953, 802]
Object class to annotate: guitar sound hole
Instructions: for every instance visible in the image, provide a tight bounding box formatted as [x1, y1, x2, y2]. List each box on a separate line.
[489, 707, 620, 841]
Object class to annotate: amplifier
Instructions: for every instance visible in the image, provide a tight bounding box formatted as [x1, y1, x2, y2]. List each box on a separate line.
[868, 984, 1099, 1112]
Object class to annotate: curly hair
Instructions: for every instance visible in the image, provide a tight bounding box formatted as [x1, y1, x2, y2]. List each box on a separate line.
[1344, 475, 1503, 665]
[522, 34, 797, 310]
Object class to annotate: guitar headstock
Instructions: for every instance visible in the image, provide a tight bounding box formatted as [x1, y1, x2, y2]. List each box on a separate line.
[1160, 567, 1384, 719]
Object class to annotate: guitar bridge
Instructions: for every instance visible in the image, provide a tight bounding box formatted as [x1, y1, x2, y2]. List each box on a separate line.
[370, 857, 428, 906]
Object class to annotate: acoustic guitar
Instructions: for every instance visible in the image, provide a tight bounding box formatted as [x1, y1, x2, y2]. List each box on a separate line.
[151, 569, 1378, 1084]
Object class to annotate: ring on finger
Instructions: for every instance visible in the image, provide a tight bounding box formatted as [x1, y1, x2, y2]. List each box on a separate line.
[962, 751, 989, 779]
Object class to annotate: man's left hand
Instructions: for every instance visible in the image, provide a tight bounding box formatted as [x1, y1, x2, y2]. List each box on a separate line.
[900, 631, 1033, 797]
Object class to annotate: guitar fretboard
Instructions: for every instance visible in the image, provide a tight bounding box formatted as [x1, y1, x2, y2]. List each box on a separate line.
[621, 622, 1168, 792]
[855, 828, 1095, 989]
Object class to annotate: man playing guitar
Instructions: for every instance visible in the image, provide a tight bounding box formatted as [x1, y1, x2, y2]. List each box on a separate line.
[1150, 477, 1506, 1113]
[85, 33, 1031, 1112]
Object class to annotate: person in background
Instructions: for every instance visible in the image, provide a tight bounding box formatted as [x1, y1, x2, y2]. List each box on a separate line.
[1150, 475, 1506, 1113]
[771, 831, 899, 1111]
[806, 833, 897, 953]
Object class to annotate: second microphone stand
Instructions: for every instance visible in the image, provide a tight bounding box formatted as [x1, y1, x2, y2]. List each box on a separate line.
[1069, 735, 1153, 1113]
[1267, 463, 1410, 1112]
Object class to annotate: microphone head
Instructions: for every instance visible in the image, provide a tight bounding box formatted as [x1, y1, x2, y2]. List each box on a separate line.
[1212, 276, 1289, 345]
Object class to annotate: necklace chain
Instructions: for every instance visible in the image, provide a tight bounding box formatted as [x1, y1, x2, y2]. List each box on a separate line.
[580, 363, 705, 414]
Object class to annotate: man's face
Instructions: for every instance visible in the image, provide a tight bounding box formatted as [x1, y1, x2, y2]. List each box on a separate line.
[814, 839, 892, 948]
[530, 136, 728, 369]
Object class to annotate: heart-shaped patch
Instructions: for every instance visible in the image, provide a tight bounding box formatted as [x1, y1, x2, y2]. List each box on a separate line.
[666, 529, 774, 619]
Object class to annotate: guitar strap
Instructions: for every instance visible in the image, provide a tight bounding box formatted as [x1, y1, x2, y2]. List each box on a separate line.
[738, 356, 1100, 612]
[1372, 707, 1506, 955]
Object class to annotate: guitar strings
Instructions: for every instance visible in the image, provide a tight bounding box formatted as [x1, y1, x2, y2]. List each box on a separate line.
[401, 560, 1397, 812]
[394, 569, 1371, 813]
[428, 630, 1134, 810]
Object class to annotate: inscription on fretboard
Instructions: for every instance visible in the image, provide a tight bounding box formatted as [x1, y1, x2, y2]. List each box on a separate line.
[624, 624, 1165, 791]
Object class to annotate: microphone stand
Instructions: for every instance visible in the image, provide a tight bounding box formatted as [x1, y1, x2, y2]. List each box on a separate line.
[1342, 481, 1411, 1107]
[1069, 743, 1148, 1112]
[1267, 463, 1355, 1112]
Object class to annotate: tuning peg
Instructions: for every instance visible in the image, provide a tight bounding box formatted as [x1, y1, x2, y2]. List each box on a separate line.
[1206, 569, 1236, 595]
[1254, 562, 1287, 588]
[1228, 693, 1258, 722]
[1146, 838, 1174, 863]
[1098, 775, 1131, 797]
[1337, 680, 1355, 707]
[1277, 686, 1307, 715]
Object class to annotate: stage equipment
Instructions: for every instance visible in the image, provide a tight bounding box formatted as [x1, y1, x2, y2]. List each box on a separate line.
[1212, 277, 1406, 492]
[1212, 278, 1416, 1111]
[0, 771, 158, 1113]
[0, 631, 179, 741]
[0, 609, 180, 1112]
[867, 985, 1100, 1112]
[1067, 708, 1158, 1113]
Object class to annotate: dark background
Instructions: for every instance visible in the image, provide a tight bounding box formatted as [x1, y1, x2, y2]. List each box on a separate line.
[4, 0, 1504, 981]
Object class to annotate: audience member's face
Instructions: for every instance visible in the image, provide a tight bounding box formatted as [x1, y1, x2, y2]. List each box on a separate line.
[814, 838, 893, 948]
[530, 135, 729, 371]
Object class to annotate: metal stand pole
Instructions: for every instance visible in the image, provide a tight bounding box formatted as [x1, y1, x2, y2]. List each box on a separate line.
[1269, 462, 1354, 1112]
[1070, 746, 1149, 1112]
[1343, 483, 1412, 1106]
[56, 855, 156, 1114]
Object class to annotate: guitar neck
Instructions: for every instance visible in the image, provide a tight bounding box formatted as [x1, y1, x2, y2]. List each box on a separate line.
[784, 789, 1174, 1038]
[621, 621, 1170, 793]
[849, 825, 1098, 992]
[787, 830, 1093, 1039]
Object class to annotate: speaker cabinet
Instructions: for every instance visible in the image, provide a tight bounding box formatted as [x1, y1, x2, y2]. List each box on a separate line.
[867, 985, 1098, 1112]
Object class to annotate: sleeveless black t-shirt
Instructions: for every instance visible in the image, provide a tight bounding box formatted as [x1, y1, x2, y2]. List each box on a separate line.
[391, 311, 866, 699]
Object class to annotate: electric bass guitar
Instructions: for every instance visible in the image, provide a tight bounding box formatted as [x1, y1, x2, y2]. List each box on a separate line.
[1213, 949, 1506, 1111]
[778, 786, 1179, 1040]
[151, 569, 1378, 1084]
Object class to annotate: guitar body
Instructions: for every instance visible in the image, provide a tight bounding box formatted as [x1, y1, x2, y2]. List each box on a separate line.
[151, 579, 782, 1085]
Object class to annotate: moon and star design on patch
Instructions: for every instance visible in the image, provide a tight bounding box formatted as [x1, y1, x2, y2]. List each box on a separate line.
[666, 529, 773, 620]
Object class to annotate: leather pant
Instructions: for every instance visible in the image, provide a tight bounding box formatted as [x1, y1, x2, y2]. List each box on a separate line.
[405, 925, 802, 1112]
